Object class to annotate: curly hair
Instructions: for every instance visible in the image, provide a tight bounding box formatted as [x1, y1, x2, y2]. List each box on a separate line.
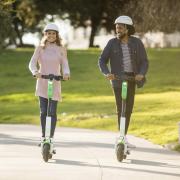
[126, 25, 135, 36]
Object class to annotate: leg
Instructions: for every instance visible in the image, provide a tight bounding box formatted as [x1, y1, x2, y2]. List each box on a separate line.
[39, 96, 48, 137]
[125, 81, 136, 134]
[113, 82, 135, 134]
[113, 87, 122, 130]
[48, 99, 58, 138]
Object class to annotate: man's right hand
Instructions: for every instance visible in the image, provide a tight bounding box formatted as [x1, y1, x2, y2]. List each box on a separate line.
[105, 73, 115, 80]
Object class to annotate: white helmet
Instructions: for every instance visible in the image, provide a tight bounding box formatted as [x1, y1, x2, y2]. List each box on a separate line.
[114, 16, 133, 25]
[43, 23, 59, 32]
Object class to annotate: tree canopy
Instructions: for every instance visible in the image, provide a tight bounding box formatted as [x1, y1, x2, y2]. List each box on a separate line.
[123, 0, 180, 33]
[1, 0, 180, 48]
[0, 0, 14, 48]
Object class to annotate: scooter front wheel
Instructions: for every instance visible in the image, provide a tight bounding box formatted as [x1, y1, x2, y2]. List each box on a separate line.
[43, 143, 50, 162]
[116, 143, 124, 162]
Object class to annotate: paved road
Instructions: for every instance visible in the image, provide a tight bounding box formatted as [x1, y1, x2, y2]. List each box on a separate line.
[0, 124, 180, 180]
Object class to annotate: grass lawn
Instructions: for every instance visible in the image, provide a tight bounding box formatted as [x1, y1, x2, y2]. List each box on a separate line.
[0, 47, 180, 149]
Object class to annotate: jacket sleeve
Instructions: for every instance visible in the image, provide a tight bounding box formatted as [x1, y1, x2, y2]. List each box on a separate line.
[28, 46, 41, 75]
[138, 40, 149, 75]
[98, 40, 112, 75]
[61, 47, 70, 76]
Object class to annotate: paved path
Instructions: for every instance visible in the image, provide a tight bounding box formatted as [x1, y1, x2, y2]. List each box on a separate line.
[0, 125, 180, 180]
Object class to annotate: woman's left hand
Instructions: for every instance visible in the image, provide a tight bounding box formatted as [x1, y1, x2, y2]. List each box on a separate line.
[63, 74, 70, 81]
[135, 74, 144, 81]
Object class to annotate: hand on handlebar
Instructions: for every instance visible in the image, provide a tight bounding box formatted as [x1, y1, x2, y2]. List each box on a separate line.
[135, 74, 144, 81]
[34, 72, 41, 79]
[106, 73, 115, 80]
[63, 74, 70, 81]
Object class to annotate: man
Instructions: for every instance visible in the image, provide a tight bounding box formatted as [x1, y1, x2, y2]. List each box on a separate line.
[98, 15, 148, 147]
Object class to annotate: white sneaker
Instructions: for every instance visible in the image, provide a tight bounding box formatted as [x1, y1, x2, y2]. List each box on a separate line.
[50, 138, 56, 154]
[38, 137, 45, 147]
[125, 136, 136, 149]
[50, 138, 54, 143]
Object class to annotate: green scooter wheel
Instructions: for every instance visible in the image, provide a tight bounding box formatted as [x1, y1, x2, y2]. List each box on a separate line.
[43, 143, 50, 162]
[116, 143, 124, 162]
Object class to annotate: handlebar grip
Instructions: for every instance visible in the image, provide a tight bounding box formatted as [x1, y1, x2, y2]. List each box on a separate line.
[41, 74, 63, 81]
[114, 74, 135, 81]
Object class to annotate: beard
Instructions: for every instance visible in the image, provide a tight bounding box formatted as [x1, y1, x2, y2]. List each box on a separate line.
[116, 32, 126, 39]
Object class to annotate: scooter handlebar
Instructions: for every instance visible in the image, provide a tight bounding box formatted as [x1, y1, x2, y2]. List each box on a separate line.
[41, 74, 64, 81]
[114, 74, 135, 82]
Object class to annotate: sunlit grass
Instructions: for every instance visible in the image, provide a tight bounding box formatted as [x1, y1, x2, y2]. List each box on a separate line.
[0, 48, 180, 150]
[0, 90, 180, 146]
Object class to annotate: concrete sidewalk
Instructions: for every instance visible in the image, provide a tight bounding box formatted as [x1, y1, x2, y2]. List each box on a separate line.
[0, 124, 180, 180]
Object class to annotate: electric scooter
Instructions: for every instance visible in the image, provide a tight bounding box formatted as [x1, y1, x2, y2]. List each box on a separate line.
[41, 74, 63, 162]
[114, 74, 135, 162]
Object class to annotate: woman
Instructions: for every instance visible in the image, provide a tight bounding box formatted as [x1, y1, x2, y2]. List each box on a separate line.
[29, 23, 70, 145]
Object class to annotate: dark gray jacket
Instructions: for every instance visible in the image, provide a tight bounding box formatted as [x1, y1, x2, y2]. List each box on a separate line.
[98, 36, 149, 88]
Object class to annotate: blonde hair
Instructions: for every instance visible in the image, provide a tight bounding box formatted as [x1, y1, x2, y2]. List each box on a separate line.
[40, 31, 62, 48]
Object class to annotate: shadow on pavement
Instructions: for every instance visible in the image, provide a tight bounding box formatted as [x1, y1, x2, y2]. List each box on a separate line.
[55, 141, 179, 156]
[0, 133, 179, 157]
[1, 132, 180, 177]
[134, 146, 179, 155]
[50, 158, 180, 177]
[0, 133, 39, 146]
[130, 159, 180, 168]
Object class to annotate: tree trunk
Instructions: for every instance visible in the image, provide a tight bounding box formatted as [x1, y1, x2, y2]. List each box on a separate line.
[89, 18, 99, 47]
[12, 2, 24, 47]
[13, 21, 24, 47]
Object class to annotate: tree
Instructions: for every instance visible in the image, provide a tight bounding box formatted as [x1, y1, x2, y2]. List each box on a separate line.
[11, 0, 43, 47]
[0, 0, 14, 49]
[61, 0, 131, 47]
[34, 0, 132, 47]
[122, 0, 180, 33]
[65, 0, 180, 46]
[33, 0, 64, 18]
[3, 0, 180, 48]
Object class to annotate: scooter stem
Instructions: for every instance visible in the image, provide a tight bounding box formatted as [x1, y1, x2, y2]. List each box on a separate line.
[122, 81, 127, 100]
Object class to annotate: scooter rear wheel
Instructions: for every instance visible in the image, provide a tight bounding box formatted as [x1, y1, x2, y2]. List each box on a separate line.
[116, 143, 124, 162]
[43, 144, 50, 162]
